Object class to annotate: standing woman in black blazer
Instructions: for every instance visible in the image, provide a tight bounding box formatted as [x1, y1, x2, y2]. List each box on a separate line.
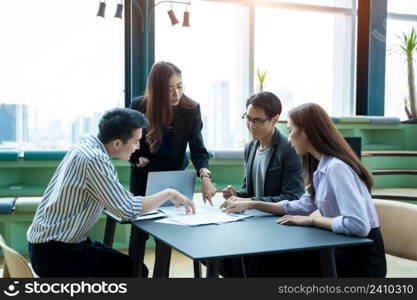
[129, 61, 216, 204]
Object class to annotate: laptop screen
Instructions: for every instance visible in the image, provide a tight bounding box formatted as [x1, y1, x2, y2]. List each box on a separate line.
[145, 170, 196, 206]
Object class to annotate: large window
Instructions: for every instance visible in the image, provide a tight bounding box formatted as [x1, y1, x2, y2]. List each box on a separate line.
[265, 0, 353, 8]
[1, 0, 361, 151]
[385, 0, 417, 120]
[0, 0, 124, 150]
[388, 0, 417, 15]
[254, 0, 356, 119]
[155, 0, 249, 149]
[155, 0, 357, 150]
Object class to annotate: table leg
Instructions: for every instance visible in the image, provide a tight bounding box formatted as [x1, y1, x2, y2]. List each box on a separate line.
[103, 216, 116, 248]
[206, 259, 221, 278]
[193, 260, 202, 278]
[319, 247, 337, 277]
[153, 239, 172, 278]
[231, 256, 246, 278]
[129, 225, 147, 277]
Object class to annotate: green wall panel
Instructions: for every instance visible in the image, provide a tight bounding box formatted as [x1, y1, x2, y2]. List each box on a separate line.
[363, 156, 417, 170]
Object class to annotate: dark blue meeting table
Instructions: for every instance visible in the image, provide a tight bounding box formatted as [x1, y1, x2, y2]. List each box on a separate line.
[103, 194, 372, 278]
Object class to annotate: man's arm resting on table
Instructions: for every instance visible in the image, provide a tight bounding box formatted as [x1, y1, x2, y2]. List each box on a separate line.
[140, 189, 175, 214]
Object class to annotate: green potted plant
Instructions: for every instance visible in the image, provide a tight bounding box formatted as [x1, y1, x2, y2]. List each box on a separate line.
[394, 28, 417, 122]
[256, 69, 268, 92]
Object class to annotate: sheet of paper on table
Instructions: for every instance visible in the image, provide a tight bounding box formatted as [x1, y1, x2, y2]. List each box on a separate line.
[156, 205, 250, 226]
[159, 205, 218, 216]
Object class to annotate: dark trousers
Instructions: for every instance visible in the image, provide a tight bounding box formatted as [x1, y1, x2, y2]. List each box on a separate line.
[335, 228, 386, 277]
[220, 251, 322, 278]
[130, 166, 149, 197]
[129, 159, 178, 255]
[220, 228, 387, 278]
[29, 237, 148, 278]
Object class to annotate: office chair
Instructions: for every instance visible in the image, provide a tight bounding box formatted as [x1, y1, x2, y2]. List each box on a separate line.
[373, 199, 417, 275]
[0, 234, 34, 278]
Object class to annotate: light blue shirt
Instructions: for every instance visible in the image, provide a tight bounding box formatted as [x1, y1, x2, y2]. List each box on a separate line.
[280, 155, 379, 237]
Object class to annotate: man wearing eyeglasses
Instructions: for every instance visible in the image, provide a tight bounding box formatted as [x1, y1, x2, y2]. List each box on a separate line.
[219, 91, 305, 277]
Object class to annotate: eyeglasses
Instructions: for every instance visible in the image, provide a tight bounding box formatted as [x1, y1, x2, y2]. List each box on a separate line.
[241, 113, 270, 125]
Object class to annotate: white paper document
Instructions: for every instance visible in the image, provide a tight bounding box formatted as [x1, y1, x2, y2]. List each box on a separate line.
[169, 212, 249, 226]
[106, 201, 251, 226]
[154, 217, 186, 225]
[156, 205, 250, 226]
[159, 205, 218, 217]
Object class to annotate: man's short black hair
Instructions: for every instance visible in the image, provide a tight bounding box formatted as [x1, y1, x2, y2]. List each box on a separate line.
[245, 92, 282, 119]
[98, 108, 149, 144]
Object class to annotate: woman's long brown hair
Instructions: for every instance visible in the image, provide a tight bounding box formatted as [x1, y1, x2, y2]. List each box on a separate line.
[288, 103, 373, 200]
[141, 61, 196, 153]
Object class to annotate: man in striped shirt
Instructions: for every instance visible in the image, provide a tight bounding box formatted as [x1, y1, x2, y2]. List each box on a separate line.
[27, 108, 195, 277]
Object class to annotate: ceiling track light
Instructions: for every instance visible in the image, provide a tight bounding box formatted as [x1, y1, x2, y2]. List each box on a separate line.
[150, 1, 191, 28]
[121, 1, 191, 30]
[114, 1, 124, 19]
[96, 0, 106, 18]
[167, 5, 180, 26]
[182, 8, 190, 27]
[96, 0, 124, 20]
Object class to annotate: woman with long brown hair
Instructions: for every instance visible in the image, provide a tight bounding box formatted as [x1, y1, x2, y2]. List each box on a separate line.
[129, 61, 216, 204]
[223, 103, 386, 277]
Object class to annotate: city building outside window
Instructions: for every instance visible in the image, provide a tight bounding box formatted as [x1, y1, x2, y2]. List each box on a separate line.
[254, 0, 356, 120]
[155, 0, 250, 149]
[155, 0, 357, 150]
[0, 0, 124, 150]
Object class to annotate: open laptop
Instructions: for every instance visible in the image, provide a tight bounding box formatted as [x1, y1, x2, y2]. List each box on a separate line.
[145, 170, 196, 206]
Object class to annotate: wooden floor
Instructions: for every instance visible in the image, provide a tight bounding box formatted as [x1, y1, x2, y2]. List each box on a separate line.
[144, 249, 417, 278]
[142, 248, 207, 278]
[1, 248, 416, 278]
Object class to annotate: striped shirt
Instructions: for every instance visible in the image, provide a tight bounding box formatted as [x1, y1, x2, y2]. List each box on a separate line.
[27, 135, 142, 244]
[279, 155, 379, 237]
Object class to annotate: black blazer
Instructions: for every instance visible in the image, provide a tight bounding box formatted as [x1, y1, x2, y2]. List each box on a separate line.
[129, 96, 209, 174]
[237, 128, 305, 202]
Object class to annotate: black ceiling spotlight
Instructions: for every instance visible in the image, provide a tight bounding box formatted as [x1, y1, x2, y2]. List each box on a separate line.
[130, 1, 191, 30]
[152, 1, 191, 28]
[114, 0, 124, 19]
[167, 5, 179, 26]
[96, 0, 106, 18]
[182, 7, 190, 27]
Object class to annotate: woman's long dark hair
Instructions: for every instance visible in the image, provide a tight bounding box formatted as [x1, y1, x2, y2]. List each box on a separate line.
[288, 103, 373, 200]
[141, 61, 196, 153]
